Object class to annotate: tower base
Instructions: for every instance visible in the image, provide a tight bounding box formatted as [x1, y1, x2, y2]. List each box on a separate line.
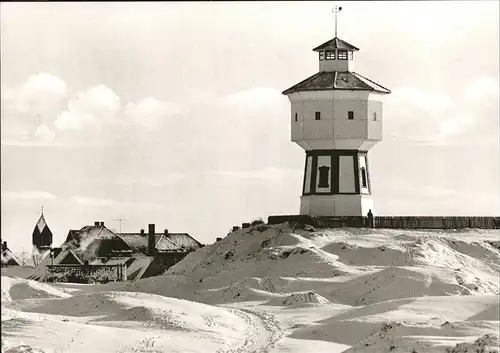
[300, 194, 374, 217]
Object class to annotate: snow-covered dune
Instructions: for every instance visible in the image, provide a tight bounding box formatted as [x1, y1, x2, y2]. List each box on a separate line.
[2, 224, 499, 352]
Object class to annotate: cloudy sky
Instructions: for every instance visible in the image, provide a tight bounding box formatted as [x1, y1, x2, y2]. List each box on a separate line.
[1, 1, 499, 251]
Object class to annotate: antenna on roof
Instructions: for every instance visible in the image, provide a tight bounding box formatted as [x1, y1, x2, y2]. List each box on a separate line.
[332, 5, 342, 38]
[110, 218, 127, 235]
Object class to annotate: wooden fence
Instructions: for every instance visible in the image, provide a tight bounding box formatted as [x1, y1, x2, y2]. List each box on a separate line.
[267, 215, 500, 229]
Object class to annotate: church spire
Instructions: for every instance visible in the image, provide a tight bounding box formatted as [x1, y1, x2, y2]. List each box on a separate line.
[33, 209, 53, 251]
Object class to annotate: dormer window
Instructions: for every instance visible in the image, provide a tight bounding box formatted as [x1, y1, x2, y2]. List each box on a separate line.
[348, 51, 353, 60]
[319, 51, 324, 61]
[338, 50, 347, 60]
[325, 50, 335, 60]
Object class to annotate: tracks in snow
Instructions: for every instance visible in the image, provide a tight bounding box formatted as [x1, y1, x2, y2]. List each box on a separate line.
[217, 306, 284, 353]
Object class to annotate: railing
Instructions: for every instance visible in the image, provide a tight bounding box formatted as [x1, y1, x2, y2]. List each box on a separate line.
[268, 215, 500, 229]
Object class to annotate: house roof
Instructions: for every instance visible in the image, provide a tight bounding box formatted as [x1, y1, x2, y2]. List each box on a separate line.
[117, 232, 202, 253]
[313, 37, 359, 52]
[166, 233, 203, 250]
[89, 257, 132, 266]
[1, 248, 23, 266]
[53, 249, 83, 265]
[282, 71, 391, 95]
[62, 225, 131, 261]
[155, 235, 184, 251]
[117, 233, 162, 253]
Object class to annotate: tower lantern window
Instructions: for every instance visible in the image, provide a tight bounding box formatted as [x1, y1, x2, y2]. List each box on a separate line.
[348, 51, 353, 60]
[338, 50, 347, 60]
[319, 51, 324, 61]
[325, 50, 335, 60]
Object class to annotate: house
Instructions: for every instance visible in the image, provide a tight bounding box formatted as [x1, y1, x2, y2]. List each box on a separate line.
[1, 241, 24, 267]
[36, 221, 203, 283]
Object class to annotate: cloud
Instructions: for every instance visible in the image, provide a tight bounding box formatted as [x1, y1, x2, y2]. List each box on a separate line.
[124, 97, 182, 128]
[220, 86, 283, 109]
[385, 76, 499, 145]
[72, 196, 119, 207]
[2, 190, 57, 200]
[2, 72, 67, 111]
[54, 85, 121, 131]
[34, 125, 56, 141]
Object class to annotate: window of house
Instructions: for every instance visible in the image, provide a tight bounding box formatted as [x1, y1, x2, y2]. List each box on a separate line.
[361, 167, 368, 188]
[373, 112, 377, 121]
[338, 50, 348, 60]
[348, 111, 354, 120]
[325, 50, 335, 60]
[318, 166, 330, 188]
[295, 113, 298, 122]
[319, 51, 324, 61]
[348, 51, 353, 60]
[315, 111, 321, 120]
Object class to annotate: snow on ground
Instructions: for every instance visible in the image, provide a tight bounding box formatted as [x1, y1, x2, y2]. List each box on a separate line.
[2, 223, 499, 352]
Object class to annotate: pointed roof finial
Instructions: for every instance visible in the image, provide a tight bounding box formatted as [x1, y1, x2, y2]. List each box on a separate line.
[41, 205, 44, 214]
[332, 5, 342, 38]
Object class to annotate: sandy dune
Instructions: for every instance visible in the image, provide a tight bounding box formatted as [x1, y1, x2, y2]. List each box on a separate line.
[2, 224, 499, 352]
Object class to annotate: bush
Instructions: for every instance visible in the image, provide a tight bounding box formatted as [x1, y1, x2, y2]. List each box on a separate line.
[250, 218, 265, 227]
[254, 224, 269, 232]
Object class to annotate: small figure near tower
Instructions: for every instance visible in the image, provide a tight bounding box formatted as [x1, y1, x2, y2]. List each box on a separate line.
[32, 206, 53, 252]
[282, 6, 391, 217]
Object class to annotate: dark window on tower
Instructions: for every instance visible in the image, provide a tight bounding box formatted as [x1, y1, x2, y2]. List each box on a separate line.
[348, 51, 353, 60]
[325, 50, 335, 60]
[373, 112, 377, 121]
[294, 113, 298, 122]
[319, 51, 324, 61]
[338, 50, 348, 60]
[348, 111, 354, 120]
[318, 166, 330, 188]
[361, 167, 367, 188]
[315, 111, 321, 120]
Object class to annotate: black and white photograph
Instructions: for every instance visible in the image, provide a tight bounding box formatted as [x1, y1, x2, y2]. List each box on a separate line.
[1, 1, 499, 352]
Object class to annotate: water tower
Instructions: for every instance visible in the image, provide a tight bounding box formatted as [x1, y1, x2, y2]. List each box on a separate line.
[282, 7, 391, 217]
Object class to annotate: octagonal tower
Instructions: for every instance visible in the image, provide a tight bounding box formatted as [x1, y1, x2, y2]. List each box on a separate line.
[282, 35, 391, 217]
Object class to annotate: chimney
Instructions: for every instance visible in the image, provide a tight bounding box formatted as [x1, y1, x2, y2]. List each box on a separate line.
[232, 226, 240, 232]
[148, 224, 155, 255]
[140, 229, 145, 236]
[242, 222, 250, 229]
[94, 221, 100, 226]
[2, 241, 7, 251]
[164, 229, 169, 236]
[100, 222, 105, 227]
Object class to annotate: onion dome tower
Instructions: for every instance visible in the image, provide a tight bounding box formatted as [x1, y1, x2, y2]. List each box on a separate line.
[32, 207, 53, 251]
[282, 7, 391, 217]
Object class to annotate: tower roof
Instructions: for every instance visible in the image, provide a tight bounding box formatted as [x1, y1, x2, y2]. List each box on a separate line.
[35, 214, 47, 233]
[313, 37, 359, 52]
[32, 211, 53, 249]
[282, 71, 391, 95]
